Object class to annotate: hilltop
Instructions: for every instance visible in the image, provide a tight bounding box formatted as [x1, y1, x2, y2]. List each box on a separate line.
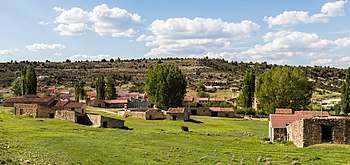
[0, 58, 345, 93]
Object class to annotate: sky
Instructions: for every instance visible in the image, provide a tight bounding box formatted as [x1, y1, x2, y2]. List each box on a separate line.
[0, 0, 350, 68]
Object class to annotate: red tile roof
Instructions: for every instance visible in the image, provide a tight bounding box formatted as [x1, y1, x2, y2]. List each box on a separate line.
[4, 96, 55, 104]
[209, 98, 226, 102]
[55, 100, 69, 107]
[105, 99, 129, 104]
[64, 102, 84, 108]
[198, 98, 209, 101]
[208, 107, 234, 112]
[270, 111, 330, 128]
[167, 108, 186, 114]
[275, 108, 293, 115]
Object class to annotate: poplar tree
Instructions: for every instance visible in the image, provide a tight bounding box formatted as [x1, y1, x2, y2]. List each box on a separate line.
[105, 76, 116, 100]
[341, 68, 350, 114]
[25, 64, 37, 94]
[144, 64, 186, 110]
[74, 81, 85, 101]
[96, 75, 105, 100]
[238, 68, 255, 108]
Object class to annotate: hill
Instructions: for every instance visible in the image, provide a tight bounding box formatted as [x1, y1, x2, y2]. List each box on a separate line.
[0, 58, 345, 93]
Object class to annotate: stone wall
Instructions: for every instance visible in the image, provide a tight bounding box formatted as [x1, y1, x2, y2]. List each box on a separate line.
[287, 119, 304, 148]
[55, 110, 76, 122]
[217, 111, 235, 118]
[125, 111, 147, 119]
[166, 112, 190, 121]
[14, 103, 38, 117]
[85, 114, 124, 128]
[145, 110, 166, 120]
[36, 105, 55, 118]
[302, 118, 350, 147]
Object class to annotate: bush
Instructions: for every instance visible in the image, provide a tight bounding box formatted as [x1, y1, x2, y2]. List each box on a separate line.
[236, 108, 256, 115]
[197, 91, 210, 98]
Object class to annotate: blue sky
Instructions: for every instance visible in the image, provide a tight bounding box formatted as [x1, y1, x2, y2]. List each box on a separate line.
[0, 0, 350, 67]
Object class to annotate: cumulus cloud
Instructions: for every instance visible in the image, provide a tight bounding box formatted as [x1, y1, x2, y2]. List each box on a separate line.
[138, 17, 260, 56]
[68, 54, 111, 61]
[26, 43, 66, 51]
[53, 4, 142, 37]
[265, 0, 348, 27]
[202, 30, 350, 67]
[39, 21, 50, 25]
[0, 49, 20, 56]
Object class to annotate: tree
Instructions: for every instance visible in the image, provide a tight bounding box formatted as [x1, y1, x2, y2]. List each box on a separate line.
[20, 66, 27, 96]
[238, 68, 255, 108]
[74, 81, 85, 101]
[197, 91, 210, 98]
[105, 76, 116, 100]
[96, 75, 105, 100]
[341, 68, 350, 114]
[25, 64, 37, 94]
[256, 66, 312, 113]
[11, 78, 22, 96]
[144, 65, 186, 110]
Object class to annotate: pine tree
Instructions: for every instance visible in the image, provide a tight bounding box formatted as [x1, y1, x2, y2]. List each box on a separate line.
[25, 64, 37, 94]
[341, 68, 350, 114]
[238, 68, 255, 108]
[144, 65, 186, 110]
[105, 76, 116, 100]
[20, 66, 27, 96]
[96, 75, 105, 100]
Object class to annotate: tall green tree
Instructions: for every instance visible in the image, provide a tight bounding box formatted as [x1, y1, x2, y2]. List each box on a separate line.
[25, 64, 37, 94]
[238, 68, 255, 108]
[341, 68, 350, 114]
[74, 81, 85, 101]
[144, 65, 186, 110]
[105, 76, 116, 100]
[256, 66, 312, 113]
[96, 75, 105, 100]
[11, 78, 22, 96]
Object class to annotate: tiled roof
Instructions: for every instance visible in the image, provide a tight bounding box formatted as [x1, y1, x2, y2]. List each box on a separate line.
[198, 98, 209, 101]
[209, 98, 226, 102]
[64, 102, 84, 108]
[55, 100, 69, 107]
[270, 111, 329, 128]
[4, 96, 55, 104]
[105, 99, 129, 104]
[294, 111, 329, 117]
[275, 108, 293, 115]
[208, 107, 234, 112]
[167, 108, 185, 114]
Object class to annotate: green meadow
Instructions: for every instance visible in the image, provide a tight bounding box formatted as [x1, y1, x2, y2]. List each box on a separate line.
[1, 106, 350, 164]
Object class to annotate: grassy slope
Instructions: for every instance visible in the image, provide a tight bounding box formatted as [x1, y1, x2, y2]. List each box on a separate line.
[1, 107, 350, 164]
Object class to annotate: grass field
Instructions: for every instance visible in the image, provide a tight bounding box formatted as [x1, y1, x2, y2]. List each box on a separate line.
[1, 107, 350, 164]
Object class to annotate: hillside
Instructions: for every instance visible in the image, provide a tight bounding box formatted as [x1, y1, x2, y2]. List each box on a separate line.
[1, 107, 350, 164]
[0, 58, 345, 92]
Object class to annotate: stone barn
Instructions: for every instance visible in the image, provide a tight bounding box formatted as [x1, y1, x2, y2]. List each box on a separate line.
[287, 118, 350, 148]
[208, 107, 235, 117]
[7, 95, 57, 118]
[120, 108, 166, 120]
[269, 110, 329, 143]
[84, 114, 124, 128]
[166, 108, 190, 121]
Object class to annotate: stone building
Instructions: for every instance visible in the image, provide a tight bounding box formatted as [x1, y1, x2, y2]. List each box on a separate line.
[166, 108, 190, 121]
[119, 108, 166, 120]
[287, 118, 350, 148]
[84, 114, 124, 128]
[188, 107, 235, 118]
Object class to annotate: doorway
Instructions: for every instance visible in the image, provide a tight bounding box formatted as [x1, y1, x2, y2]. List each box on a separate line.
[102, 121, 108, 128]
[49, 113, 55, 118]
[211, 112, 218, 117]
[191, 110, 197, 115]
[172, 115, 177, 120]
[322, 126, 332, 142]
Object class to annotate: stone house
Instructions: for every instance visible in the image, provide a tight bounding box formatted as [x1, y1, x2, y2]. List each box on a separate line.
[189, 107, 235, 118]
[54, 100, 86, 114]
[119, 108, 166, 120]
[269, 109, 330, 144]
[105, 99, 129, 108]
[166, 108, 190, 121]
[287, 117, 350, 148]
[5, 95, 57, 118]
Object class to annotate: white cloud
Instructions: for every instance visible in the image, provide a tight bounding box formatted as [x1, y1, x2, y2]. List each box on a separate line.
[54, 53, 63, 56]
[69, 54, 111, 61]
[39, 21, 50, 25]
[321, 0, 348, 16]
[309, 58, 334, 66]
[0, 49, 20, 56]
[26, 43, 66, 51]
[138, 17, 260, 56]
[53, 4, 142, 37]
[265, 0, 347, 27]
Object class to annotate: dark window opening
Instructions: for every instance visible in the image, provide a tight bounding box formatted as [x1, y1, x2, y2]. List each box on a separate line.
[211, 112, 218, 117]
[102, 121, 108, 128]
[71, 108, 75, 111]
[322, 126, 333, 142]
[19, 109, 23, 115]
[172, 115, 177, 120]
[191, 110, 197, 115]
[49, 113, 55, 118]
